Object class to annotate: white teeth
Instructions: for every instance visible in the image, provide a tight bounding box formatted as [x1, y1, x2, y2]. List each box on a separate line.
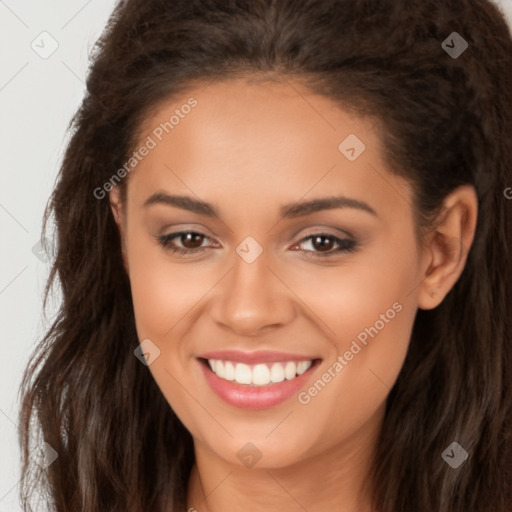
[284, 362, 296, 380]
[270, 363, 285, 383]
[207, 359, 314, 386]
[297, 361, 312, 375]
[235, 363, 252, 384]
[215, 360, 225, 378]
[252, 364, 271, 385]
[214, 360, 236, 380]
[224, 361, 235, 381]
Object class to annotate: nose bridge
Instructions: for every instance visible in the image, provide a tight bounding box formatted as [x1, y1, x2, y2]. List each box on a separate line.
[211, 243, 294, 335]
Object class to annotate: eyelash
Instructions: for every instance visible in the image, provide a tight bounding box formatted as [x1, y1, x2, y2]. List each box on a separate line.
[155, 231, 358, 258]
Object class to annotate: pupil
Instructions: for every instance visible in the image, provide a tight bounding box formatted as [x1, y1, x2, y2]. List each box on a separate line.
[313, 235, 333, 251]
[183, 233, 203, 248]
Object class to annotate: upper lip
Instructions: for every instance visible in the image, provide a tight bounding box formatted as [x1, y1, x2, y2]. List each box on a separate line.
[198, 350, 320, 365]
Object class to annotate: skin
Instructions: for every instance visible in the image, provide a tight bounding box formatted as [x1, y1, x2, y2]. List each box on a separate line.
[109, 77, 478, 512]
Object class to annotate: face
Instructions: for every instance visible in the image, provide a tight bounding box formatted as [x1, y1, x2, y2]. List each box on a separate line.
[110, 77, 430, 469]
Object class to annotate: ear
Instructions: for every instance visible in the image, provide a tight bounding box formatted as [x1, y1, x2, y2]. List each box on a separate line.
[417, 185, 478, 310]
[109, 186, 129, 273]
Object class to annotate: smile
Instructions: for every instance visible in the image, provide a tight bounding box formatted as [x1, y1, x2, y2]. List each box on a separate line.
[197, 353, 322, 410]
[206, 359, 313, 386]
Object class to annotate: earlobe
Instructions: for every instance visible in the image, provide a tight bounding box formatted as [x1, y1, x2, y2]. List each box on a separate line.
[417, 185, 478, 310]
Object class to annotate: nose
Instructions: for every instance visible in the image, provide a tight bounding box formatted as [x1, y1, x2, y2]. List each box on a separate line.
[209, 250, 296, 337]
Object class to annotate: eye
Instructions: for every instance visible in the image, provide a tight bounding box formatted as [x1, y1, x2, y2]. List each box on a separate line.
[156, 231, 216, 256]
[291, 233, 358, 258]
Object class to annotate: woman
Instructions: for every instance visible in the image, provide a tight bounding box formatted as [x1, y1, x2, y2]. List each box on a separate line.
[18, 0, 512, 511]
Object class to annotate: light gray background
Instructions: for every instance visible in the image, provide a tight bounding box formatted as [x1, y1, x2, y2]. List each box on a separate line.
[1, 1, 511, 510]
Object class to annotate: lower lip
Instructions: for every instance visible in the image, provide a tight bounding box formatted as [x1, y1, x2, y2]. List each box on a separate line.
[198, 359, 320, 410]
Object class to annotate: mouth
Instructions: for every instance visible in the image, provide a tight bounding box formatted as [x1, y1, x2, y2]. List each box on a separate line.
[197, 355, 322, 410]
[198, 357, 321, 386]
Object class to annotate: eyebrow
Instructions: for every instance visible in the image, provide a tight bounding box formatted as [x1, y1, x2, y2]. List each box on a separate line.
[143, 192, 377, 218]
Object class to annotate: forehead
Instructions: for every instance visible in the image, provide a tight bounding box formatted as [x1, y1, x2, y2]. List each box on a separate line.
[127, 78, 410, 220]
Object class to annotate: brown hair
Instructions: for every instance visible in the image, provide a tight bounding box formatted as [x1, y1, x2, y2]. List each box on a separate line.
[18, 1, 512, 511]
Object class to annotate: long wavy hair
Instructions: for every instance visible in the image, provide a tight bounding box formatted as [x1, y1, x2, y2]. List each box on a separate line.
[17, 0, 512, 511]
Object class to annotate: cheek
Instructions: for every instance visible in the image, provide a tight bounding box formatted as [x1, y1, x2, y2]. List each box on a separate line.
[289, 225, 419, 343]
[125, 238, 207, 421]
[287, 230, 419, 410]
[298, 297, 416, 449]
[126, 236, 211, 341]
